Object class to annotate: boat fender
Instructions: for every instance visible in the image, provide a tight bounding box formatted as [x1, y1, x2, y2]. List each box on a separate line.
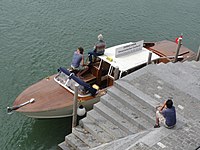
[77, 105, 86, 116]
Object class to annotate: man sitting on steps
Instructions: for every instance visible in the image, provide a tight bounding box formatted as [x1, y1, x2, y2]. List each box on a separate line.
[154, 99, 176, 128]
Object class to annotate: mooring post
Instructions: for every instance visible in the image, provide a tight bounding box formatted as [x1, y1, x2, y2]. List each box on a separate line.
[147, 52, 152, 65]
[196, 45, 200, 61]
[174, 38, 182, 63]
[72, 83, 79, 128]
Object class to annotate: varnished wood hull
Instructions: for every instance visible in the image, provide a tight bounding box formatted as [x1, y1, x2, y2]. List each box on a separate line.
[19, 97, 100, 118]
[14, 75, 100, 118]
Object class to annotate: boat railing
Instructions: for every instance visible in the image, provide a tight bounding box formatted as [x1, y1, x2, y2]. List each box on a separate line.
[54, 67, 97, 97]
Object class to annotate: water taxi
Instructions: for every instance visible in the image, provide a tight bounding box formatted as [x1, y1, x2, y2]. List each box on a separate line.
[10, 40, 196, 118]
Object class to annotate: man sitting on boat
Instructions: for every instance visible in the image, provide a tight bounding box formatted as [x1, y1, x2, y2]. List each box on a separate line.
[70, 47, 89, 77]
[88, 34, 106, 65]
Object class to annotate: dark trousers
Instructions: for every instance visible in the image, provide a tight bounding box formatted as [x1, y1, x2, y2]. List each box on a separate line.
[88, 51, 103, 62]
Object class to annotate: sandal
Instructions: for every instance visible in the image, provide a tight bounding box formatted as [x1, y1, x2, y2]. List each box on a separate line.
[154, 124, 160, 128]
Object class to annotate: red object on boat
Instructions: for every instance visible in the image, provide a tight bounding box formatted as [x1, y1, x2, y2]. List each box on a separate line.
[175, 35, 183, 44]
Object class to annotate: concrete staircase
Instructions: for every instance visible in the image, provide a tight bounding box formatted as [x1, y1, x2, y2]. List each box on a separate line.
[59, 79, 159, 149]
[59, 61, 200, 150]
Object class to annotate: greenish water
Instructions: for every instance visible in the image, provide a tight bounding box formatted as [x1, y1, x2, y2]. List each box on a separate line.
[0, 0, 200, 149]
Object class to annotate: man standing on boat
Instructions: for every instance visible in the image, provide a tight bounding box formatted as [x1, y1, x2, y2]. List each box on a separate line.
[71, 47, 88, 77]
[154, 99, 176, 128]
[88, 34, 106, 65]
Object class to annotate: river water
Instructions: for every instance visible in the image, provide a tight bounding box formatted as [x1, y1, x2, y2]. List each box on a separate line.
[0, 0, 200, 149]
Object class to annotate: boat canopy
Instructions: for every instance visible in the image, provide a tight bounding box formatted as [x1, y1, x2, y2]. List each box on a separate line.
[58, 67, 97, 96]
[98, 40, 160, 73]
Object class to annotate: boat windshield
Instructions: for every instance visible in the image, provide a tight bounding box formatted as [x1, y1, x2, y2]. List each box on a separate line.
[55, 72, 91, 97]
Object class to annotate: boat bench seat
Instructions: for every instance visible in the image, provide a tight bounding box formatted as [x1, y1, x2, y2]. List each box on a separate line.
[82, 73, 96, 83]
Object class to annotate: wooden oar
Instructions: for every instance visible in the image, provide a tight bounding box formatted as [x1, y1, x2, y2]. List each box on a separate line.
[7, 98, 35, 114]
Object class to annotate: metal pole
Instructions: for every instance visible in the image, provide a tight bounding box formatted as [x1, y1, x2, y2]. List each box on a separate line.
[147, 52, 152, 65]
[174, 38, 182, 63]
[196, 46, 200, 61]
[72, 83, 79, 128]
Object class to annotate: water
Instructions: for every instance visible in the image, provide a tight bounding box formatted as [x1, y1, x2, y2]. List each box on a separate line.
[0, 0, 200, 149]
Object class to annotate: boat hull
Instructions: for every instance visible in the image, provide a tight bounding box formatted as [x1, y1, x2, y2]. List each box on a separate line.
[14, 75, 101, 118]
[20, 97, 100, 118]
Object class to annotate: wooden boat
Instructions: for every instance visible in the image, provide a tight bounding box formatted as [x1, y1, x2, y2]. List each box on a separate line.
[10, 40, 196, 118]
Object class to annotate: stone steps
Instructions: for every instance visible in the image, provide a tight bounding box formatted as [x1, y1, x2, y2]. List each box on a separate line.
[147, 62, 200, 100]
[132, 119, 185, 148]
[72, 126, 101, 148]
[107, 86, 155, 126]
[65, 133, 90, 150]
[160, 62, 199, 83]
[58, 142, 74, 150]
[94, 102, 141, 135]
[101, 93, 153, 130]
[62, 82, 155, 149]
[79, 117, 113, 143]
[90, 130, 150, 150]
[182, 60, 200, 69]
[91, 118, 185, 150]
[120, 66, 200, 121]
[114, 80, 160, 111]
[149, 63, 185, 87]
[61, 61, 199, 149]
[86, 110, 127, 139]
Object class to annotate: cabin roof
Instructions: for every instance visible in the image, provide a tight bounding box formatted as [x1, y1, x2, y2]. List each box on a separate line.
[98, 42, 160, 72]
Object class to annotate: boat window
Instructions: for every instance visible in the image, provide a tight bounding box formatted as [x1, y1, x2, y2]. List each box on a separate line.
[63, 79, 90, 96]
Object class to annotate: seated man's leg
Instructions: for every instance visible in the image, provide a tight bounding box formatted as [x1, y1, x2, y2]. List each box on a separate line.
[88, 51, 93, 62]
[88, 51, 96, 63]
[96, 52, 104, 56]
[70, 65, 80, 74]
[93, 52, 104, 62]
[154, 106, 165, 128]
[88, 50, 101, 64]
[155, 111, 161, 127]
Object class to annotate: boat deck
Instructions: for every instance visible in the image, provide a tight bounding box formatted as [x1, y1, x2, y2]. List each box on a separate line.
[14, 75, 74, 112]
[82, 73, 96, 83]
[149, 40, 196, 61]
